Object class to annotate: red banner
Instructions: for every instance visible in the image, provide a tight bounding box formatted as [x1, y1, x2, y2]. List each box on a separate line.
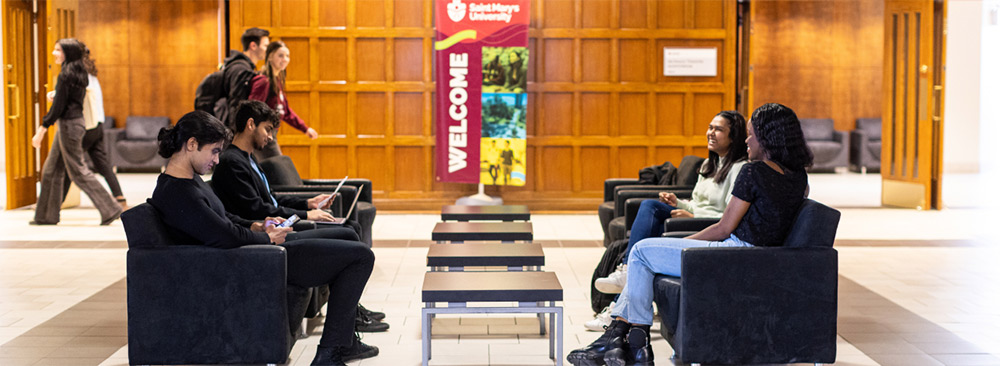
[435, 0, 530, 186]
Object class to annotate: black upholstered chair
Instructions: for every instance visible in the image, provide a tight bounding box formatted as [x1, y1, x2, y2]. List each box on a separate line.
[600, 156, 705, 246]
[800, 118, 849, 172]
[258, 155, 376, 247]
[106, 116, 169, 171]
[652, 199, 840, 365]
[123, 203, 310, 365]
[850, 117, 881, 173]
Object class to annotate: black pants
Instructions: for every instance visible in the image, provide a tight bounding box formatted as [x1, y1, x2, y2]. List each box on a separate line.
[61, 122, 124, 199]
[282, 229, 374, 347]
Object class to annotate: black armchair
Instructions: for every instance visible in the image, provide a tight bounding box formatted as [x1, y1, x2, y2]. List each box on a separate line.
[800, 118, 849, 172]
[106, 116, 170, 172]
[258, 155, 376, 247]
[652, 199, 840, 365]
[850, 117, 881, 173]
[598, 155, 705, 246]
[123, 203, 310, 365]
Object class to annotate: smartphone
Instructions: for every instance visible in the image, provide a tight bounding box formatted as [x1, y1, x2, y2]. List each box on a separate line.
[276, 214, 300, 228]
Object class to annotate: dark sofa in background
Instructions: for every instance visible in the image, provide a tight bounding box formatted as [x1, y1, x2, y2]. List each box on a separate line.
[106, 116, 169, 172]
[801, 118, 849, 172]
[850, 117, 882, 173]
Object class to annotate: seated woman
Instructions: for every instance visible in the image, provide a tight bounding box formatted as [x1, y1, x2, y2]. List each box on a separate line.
[594, 110, 749, 295]
[569, 103, 813, 366]
[148, 111, 378, 366]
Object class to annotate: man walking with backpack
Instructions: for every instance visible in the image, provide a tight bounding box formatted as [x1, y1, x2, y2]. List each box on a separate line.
[195, 27, 270, 128]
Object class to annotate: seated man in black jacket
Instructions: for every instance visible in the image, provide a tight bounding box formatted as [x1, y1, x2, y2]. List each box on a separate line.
[211, 100, 389, 332]
[150, 110, 377, 365]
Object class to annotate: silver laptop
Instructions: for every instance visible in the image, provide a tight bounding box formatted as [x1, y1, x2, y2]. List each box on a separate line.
[328, 184, 363, 225]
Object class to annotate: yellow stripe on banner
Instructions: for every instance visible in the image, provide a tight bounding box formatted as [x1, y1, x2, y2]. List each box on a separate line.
[435, 30, 478, 50]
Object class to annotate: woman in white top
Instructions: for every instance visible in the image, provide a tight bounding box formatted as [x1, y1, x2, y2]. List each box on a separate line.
[595, 111, 748, 294]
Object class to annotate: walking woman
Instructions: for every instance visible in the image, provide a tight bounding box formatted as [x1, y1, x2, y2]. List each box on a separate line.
[568, 103, 813, 366]
[248, 40, 318, 160]
[31, 38, 122, 225]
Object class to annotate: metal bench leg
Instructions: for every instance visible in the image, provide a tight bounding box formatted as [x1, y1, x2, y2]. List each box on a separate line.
[557, 305, 564, 366]
[422, 305, 432, 366]
[537, 301, 546, 335]
[549, 308, 555, 359]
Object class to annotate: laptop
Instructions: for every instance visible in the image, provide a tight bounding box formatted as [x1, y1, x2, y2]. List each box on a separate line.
[327, 184, 363, 225]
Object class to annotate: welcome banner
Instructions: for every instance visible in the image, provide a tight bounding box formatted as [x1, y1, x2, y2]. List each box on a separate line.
[435, 0, 529, 186]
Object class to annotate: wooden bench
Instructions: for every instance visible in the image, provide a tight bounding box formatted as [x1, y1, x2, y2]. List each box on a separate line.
[431, 221, 533, 243]
[441, 204, 531, 222]
[427, 243, 544, 271]
[421, 271, 563, 366]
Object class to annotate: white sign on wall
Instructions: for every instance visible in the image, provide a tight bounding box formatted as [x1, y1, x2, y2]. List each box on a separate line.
[663, 48, 717, 77]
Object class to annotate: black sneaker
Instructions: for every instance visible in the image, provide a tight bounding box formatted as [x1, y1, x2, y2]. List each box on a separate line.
[343, 332, 379, 362]
[358, 303, 386, 321]
[311, 333, 379, 365]
[355, 307, 390, 332]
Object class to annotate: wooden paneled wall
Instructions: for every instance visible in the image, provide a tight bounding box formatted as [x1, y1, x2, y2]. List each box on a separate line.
[749, 0, 884, 131]
[77, 0, 220, 127]
[231, 0, 736, 210]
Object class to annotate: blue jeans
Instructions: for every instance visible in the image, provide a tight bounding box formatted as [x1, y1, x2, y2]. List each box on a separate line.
[624, 200, 676, 263]
[610, 235, 753, 325]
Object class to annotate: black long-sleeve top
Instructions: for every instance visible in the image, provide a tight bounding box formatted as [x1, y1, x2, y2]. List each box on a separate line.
[149, 173, 269, 249]
[42, 72, 86, 127]
[211, 145, 309, 220]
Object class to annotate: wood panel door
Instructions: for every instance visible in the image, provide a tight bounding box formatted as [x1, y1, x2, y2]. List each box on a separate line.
[3, 0, 37, 209]
[881, 0, 945, 209]
[39, 0, 77, 169]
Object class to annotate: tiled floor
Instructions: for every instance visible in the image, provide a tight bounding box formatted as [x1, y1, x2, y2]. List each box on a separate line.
[1, 171, 999, 365]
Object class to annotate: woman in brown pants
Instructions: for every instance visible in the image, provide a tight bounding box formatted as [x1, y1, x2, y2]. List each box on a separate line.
[31, 38, 122, 225]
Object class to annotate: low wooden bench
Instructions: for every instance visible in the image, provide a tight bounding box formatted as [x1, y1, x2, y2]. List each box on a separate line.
[431, 221, 533, 243]
[441, 204, 531, 222]
[421, 271, 563, 366]
[427, 242, 544, 271]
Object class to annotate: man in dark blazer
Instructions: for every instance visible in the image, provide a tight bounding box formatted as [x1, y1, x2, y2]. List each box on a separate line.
[211, 100, 336, 223]
[212, 100, 389, 332]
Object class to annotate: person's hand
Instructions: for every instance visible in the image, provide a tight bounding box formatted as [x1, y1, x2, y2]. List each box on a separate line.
[307, 194, 333, 209]
[46, 91, 56, 102]
[252, 217, 285, 232]
[307, 209, 335, 222]
[658, 192, 678, 206]
[31, 127, 48, 149]
[305, 128, 319, 139]
[265, 225, 292, 244]
[670, 209, 693, 218]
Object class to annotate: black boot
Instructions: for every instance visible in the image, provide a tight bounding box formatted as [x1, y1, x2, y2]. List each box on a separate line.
[604, 325, 654, 366]
[567, 319, 630, 366]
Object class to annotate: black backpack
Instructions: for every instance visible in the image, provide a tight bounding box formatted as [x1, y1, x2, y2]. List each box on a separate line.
[194, 67, 226, 116]
[591, 239, 628, 313]
[193, 59, 254, 125]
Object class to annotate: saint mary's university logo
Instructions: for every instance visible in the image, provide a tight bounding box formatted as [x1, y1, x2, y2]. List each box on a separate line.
[447, 0, 466, 22]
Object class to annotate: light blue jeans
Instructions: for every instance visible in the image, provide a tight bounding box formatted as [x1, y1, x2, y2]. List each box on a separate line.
[609, 234, 753, 325]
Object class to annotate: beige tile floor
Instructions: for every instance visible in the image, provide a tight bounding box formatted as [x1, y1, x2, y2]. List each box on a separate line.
[1, 171, 999, 365]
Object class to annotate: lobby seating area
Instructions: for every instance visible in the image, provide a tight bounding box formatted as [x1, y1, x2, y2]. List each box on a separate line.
[1, 171, 999, 366]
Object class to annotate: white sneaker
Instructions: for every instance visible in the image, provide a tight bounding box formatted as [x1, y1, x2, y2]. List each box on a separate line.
[595, 264, 627, 294]
[584, 301, 615, 331]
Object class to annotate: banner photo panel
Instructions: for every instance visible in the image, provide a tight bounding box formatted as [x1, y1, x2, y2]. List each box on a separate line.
[435, 0, 529, 186]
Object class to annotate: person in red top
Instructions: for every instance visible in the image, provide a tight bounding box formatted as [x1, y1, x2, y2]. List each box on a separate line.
[248, 40, 318, 160]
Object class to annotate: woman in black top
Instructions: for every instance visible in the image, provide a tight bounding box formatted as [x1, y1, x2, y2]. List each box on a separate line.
[568, 103, 814, 366]
[149, 111, 379, 366]
[31, 39, 122, 225]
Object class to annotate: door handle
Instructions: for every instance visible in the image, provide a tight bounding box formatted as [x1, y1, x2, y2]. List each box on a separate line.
[7, 84, 20, 119]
